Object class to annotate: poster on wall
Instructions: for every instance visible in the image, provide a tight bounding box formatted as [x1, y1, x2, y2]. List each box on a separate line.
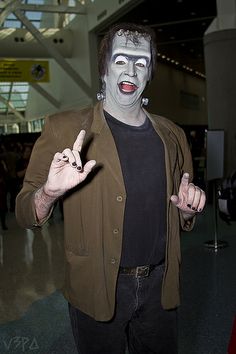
[0, 60, 50, 82]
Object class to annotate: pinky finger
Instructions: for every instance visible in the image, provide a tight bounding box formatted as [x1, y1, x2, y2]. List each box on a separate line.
[80, 160, 96, 176]
[197, 192, 206, 212]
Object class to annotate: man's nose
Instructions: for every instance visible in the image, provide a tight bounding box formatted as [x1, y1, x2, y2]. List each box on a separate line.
[125, 60, 137, 77]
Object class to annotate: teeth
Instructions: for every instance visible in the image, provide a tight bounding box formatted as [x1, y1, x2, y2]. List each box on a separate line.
[121, 81, 134, 86]
[118, 81, 137, 93]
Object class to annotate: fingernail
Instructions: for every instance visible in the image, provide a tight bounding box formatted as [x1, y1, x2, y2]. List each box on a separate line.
[187, 204, 191, 208]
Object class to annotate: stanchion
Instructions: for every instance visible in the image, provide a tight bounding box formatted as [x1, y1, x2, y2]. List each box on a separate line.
[204, 179, 228, 251]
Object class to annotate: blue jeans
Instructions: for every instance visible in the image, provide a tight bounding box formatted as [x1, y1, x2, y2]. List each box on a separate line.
[68, 264, 177, 354]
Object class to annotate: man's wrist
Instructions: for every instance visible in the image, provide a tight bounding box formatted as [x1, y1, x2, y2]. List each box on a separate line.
[42, 183, 62, 200]
[181, 211, 195, 221]
[34, 185, 58, 223]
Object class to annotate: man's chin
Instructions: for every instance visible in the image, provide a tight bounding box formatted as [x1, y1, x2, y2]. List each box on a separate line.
[117, 94, 140, 106]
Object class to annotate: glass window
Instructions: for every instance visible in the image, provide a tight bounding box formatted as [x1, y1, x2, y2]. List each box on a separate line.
[12, 83, 29, 92]
[0, 93, 10, 100]
[27, 0, 44, 4]
[0, 82, 29, 115]
[1, 0, 57, 127]
[13, 101, 26, 108]
[0, 83, 11, 91]
[25, 11, 42, 21]
[4, 20, 22, 28]
[0, 102, 7, 109]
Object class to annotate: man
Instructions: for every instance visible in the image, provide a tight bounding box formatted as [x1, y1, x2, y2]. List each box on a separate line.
[16, 23, 206, 354]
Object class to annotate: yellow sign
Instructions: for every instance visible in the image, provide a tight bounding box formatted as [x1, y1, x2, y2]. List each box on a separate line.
[0, 60, 50, 82]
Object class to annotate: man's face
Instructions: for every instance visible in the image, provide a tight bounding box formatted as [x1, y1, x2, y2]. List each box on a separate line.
[103, 32, 151, 109]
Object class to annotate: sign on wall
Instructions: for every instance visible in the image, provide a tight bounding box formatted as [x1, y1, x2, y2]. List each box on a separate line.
[206, 129, 224, 181]
[0, 60, 50, 82]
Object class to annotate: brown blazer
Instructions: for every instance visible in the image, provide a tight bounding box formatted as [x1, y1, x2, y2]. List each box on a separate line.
[16, 102, 194, 321]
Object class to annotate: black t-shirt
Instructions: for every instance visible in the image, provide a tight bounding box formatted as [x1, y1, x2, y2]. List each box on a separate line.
[105, 111, 166, 267]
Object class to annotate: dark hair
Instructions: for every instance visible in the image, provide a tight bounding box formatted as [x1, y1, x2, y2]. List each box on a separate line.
[98, 22, 157, 82]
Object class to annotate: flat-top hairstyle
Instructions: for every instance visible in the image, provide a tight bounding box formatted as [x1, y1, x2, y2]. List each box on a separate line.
[98, 22, 157, 82]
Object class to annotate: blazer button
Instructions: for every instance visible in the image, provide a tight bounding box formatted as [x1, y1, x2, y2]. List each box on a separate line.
[116, 196, 123, 202]
[113, 228, 119, 234]
[111, 258, 116, 264]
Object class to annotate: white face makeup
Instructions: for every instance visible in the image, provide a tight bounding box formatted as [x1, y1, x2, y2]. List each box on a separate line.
[103, 32, 151, 112]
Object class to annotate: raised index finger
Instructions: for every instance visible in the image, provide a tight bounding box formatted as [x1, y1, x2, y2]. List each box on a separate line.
[181, 172, 190, 186]
[73, 130, 86, 152]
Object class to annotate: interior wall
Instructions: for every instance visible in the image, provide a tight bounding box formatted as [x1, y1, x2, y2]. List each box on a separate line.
[25, 0, 142, 121]
[25, 14, 92, 120]
[85, 0, 144, 31]
[145, 62, 207, 126]
[25, 21, 207, 127]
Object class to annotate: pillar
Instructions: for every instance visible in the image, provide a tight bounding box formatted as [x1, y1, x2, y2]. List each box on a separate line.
[204, 0, 236, 176]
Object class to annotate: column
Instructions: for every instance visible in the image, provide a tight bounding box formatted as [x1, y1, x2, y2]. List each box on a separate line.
[204, 0, 236, 176]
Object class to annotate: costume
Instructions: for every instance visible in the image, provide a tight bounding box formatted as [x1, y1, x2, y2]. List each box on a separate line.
[16, 102, 194, 321]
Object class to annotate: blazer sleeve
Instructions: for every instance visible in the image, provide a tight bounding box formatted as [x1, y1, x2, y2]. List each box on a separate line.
[15, 116, 59, 229]
[177, 127, 196, 231]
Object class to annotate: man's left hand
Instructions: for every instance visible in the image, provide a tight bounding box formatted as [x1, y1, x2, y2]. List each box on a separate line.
[170, 172, 206, 220]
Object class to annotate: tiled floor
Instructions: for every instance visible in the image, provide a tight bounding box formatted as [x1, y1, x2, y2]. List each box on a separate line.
[178, 205, 236, 354]
[0, 203, 235, 354]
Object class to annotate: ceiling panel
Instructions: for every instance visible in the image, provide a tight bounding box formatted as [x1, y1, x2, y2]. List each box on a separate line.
[103, 0, 217, 75]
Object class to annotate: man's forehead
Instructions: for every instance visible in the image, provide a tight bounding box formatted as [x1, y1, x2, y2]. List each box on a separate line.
[111, 33, 151, 58]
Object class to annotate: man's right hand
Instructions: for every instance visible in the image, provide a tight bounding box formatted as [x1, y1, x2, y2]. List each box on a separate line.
[43, 130, 96, 199]
[34, 130, 96, 223]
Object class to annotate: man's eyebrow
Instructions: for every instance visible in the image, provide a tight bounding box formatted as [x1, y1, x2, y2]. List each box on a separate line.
[112, 53, 150, 61]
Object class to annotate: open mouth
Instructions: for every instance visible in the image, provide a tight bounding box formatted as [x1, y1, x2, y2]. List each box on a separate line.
[118, 81, 138, 94]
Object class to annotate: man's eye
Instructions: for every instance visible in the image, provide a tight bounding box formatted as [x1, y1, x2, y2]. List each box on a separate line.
[135, 58, 147, 67]
[114, 55, 128, 65]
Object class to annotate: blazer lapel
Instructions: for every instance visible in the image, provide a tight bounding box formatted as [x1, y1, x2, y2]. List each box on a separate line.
[146, 112, 178, 198]
[90, 103, 125, 189]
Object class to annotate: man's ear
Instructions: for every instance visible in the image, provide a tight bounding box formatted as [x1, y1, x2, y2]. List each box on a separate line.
[101, 75, 106, 85]
[101, 78, 106, 90]
[149, 65, 154, 81]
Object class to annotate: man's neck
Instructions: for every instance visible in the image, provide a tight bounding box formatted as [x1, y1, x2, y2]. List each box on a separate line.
[103, 102, 146, 127]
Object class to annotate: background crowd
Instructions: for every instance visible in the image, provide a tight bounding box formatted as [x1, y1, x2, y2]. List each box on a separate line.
[0, 138, 34, 231]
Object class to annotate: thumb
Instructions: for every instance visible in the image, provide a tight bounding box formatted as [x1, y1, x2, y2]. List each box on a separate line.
[170, 195, 179, 206]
